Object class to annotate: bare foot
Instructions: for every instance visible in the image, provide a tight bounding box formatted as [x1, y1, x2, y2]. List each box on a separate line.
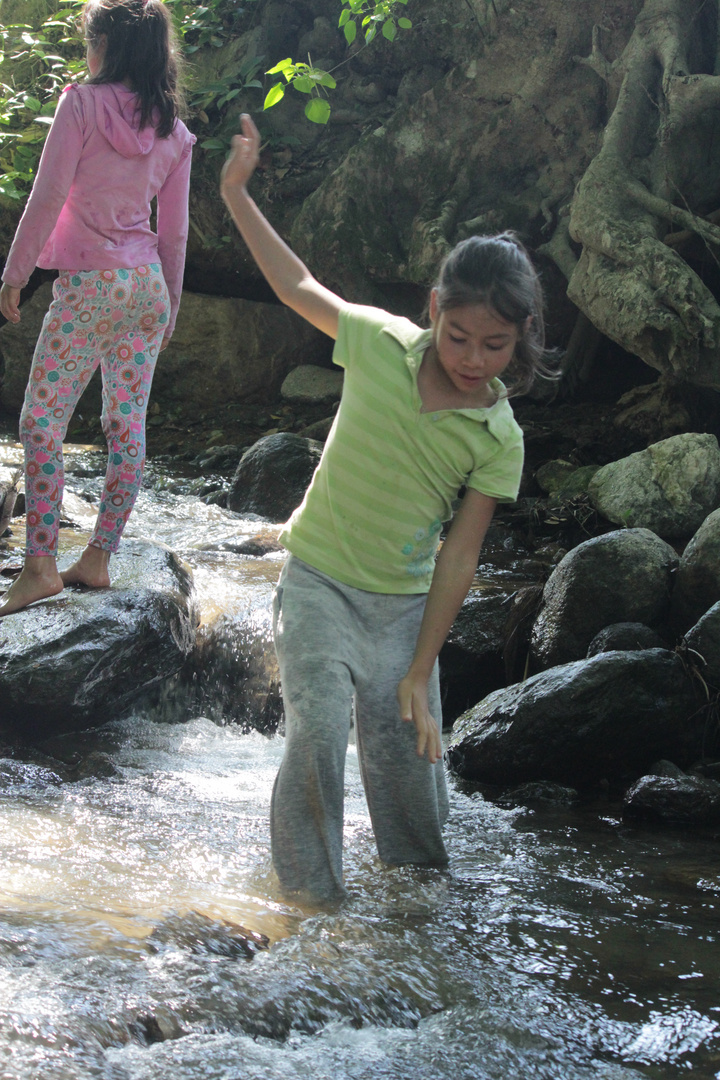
[60, 545, 111, 589]
[0, 562, 64, 617]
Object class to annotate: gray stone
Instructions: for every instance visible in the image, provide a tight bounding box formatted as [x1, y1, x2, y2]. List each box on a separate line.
[587, 622, 667, 656]
[227, 432, 322, 522]
[684, 600, 720, 688]
[535, 460, 576, 493]
[587, 433, 720, 539]
[671, 508, 720, 631]
[623, 774, 720, 825]
[281, 364, 344, 405]
[531, 529, 677, 669]
[0, 539, 198, 736]
[445, 649, 700, 788]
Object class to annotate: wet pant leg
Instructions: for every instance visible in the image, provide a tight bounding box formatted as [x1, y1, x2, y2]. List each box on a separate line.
[271, 557, 355, 901]
[354, 593, 449, 868]
[270, 556, 449, 903]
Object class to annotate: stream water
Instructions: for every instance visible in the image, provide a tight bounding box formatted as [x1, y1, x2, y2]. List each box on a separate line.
[1, 431, 719, 1080]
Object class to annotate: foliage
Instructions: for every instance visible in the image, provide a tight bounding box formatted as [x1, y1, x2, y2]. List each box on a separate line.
[0, 0, 413, 198]
[263, 0, 412, 124]
[0, 0, 85, 199]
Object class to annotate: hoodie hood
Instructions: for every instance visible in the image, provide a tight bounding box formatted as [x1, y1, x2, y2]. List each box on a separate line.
[93, 83, 157, 158]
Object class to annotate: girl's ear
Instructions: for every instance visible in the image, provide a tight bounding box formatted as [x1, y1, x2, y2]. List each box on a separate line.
[429, 288, 439, 323]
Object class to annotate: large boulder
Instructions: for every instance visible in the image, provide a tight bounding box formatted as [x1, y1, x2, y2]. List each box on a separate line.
[587, 433, 720, 539]
[227, 432, 323, 522]
[0, 539, 198, 736]
[445, 649, 700, 788]
[530, 528, 677, 669]
[684, 601, 720, 689]
[0, 285, 328, 418]
[670, 508, 720, 632]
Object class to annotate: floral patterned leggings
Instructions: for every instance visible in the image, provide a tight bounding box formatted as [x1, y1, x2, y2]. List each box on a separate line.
[20, 265, 169, 557]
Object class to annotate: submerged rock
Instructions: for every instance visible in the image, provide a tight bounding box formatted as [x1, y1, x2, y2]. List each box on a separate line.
[227, 432, 323, 522]
[531, 529, 676, 669]
[445, 649, 699, 788]
[0, 539, 198, 736]
[587, 433, 720, 539]
[670, 508, 720, 632]
[623, 774, 720, 825]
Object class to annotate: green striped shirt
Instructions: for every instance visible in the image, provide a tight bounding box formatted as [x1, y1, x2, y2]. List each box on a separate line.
[279, 304, 524, 593]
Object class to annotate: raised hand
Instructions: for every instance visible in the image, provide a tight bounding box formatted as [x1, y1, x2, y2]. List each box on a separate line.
[220, 113, 261, 196]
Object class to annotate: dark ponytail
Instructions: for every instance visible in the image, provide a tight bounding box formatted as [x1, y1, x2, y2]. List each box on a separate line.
[83, 0, 185, 138]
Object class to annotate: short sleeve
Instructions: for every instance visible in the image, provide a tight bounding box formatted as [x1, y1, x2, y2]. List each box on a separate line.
[466, 430, 524, 503]
[332, 303, 405, 371]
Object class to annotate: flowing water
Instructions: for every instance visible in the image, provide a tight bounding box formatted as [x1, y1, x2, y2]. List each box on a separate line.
[1, 432, 719, 1080]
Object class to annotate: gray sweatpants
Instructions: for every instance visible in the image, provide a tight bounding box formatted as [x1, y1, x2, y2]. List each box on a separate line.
[271, 555, 449, 902]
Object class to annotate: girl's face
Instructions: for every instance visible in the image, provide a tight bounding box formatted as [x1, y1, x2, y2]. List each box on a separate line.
[86, 34, 107, 77]
[429, 292, 521, 399]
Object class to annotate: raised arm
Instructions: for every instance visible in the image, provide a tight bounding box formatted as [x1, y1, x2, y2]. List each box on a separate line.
[220, 114, 344, 340]
[397, 488, 498, 763]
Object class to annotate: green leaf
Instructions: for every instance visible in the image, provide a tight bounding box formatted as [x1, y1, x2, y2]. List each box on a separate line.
[23, 96, 42, 112]
[382, 20, 397, 40]
[263, 83, 285, 110]
[317, 72, 337, 89]
[398, 17, 412, 28]
[338, 8, 351, 26]
[305, 97, 330, 124]
[343, 20, 357, 44]
[200, 137, 228, 149]
[266, 57, 293, 75]
[292, 75, 313, 94]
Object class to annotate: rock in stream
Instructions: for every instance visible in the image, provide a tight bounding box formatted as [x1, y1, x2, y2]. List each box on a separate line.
[0, 539, 198, 736]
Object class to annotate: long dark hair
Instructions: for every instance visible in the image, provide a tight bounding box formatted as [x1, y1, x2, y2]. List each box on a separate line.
[83, 0, 185, 138]
[432, 232, 556, 396]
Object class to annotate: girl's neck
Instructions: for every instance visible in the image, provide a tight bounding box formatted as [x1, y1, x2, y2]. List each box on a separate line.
[417, 343, 499, 412]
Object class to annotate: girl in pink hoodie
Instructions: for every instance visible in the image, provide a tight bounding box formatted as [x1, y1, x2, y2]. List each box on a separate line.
[0, 0, 195, 616]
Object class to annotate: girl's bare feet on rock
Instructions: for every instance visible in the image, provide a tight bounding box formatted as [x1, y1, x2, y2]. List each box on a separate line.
[60, 544, 111, 589]
[0, 555, 64, 616]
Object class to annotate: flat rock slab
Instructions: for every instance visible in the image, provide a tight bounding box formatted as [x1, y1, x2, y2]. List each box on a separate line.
[0, 539, 198, 736]
[446, 649, 700, 788]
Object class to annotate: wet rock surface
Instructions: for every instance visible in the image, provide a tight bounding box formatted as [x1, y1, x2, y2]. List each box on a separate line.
[587, 622, 668, 656]
[530, 529, 677, 669]
[446, 649, 700, 788]
[623, 773, 720, 824]
[0, 539, 198, 736]
[227, 432, 323, 522]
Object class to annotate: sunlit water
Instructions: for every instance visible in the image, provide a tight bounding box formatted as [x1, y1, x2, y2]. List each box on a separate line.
[1, 434, 720, 1079]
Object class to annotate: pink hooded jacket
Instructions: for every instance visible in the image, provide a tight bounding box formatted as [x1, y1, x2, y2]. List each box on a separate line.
[3, 82, 196, 338]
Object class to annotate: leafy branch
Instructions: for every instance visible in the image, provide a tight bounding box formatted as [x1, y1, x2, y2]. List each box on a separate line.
[263, 0, 412, 124]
